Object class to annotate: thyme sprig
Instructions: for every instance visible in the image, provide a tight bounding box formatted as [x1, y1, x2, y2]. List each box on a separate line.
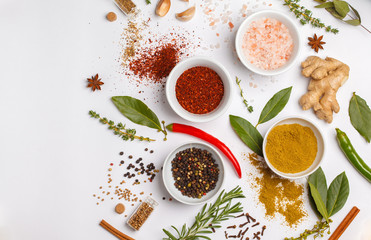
[236, 77, 253, 113]
[89, 110, 155, 142]
[285, 219, 332, 240]
[283, 0, 339, 34]
[162, 186, 245, 240]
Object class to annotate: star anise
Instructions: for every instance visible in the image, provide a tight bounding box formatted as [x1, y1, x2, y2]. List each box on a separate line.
[87, 74, 104, 91]
[308, 34, 326, 53]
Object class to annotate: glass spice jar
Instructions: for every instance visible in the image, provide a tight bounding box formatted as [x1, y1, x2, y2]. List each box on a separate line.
[127, 196, 158, 231]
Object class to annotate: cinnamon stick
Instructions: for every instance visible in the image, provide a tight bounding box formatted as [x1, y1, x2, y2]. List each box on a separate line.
[100, 219, 135, 240]
[328, 206, 360, 240]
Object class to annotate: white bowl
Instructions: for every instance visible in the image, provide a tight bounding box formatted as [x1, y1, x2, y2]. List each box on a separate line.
[162, 142, 225, 205]
[235, 10, 301, 76]
[262, 116, 325, 179]
[166, 57, 233, 122]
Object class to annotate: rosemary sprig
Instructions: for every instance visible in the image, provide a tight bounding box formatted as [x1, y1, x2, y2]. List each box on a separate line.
[285, 219, 332, 240]
[236, 77, 253, 113]
[89, 110, 155, 142]
[283, 0, 339, 34]
[163, 186, 245, 240]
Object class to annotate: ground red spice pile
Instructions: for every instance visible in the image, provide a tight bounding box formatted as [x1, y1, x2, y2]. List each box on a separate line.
[176, 66, 224, 114]
[128, 43, 181, 84]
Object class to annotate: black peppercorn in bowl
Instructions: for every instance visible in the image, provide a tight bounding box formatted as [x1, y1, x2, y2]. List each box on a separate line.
[162, 142, 225, 205]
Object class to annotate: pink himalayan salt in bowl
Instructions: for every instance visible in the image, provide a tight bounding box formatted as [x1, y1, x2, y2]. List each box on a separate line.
[236, 10, 301, 76]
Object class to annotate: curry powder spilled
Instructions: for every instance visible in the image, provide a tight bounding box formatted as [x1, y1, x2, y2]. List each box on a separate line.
[245, 153, 307, 227]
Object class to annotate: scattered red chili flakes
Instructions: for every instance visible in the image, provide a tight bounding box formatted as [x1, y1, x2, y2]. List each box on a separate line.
[128, 43, 180, 84]
[176, 66, 224, 114]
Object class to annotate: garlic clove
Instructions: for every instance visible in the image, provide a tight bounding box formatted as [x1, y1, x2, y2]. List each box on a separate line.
[175, 6, 196, 21]
[156, 0, 171, 17]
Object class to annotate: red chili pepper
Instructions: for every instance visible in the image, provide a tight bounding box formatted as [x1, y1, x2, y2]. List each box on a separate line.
[166, 123, 242, 178]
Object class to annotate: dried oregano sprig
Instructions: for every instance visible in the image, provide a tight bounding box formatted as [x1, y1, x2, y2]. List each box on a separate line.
[285, 219, 332, 240]
[89, 110, 155, 142]
[236, 77, 253, 113]
[163, 186, 245, 240]
[283, 0, 339, 34]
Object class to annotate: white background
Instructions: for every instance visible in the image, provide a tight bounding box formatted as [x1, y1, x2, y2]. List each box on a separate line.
[0, 0, 371, 239]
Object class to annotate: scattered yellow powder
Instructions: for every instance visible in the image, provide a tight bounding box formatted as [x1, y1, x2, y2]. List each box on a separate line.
[244, 153, 307, 227]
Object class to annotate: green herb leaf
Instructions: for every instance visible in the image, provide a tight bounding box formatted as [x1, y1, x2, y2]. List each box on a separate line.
[308, 184, 323, 219]
[309, 182, 330, 221]
[348, 4, 361, 23]
[257, 87, 292, 126]
[345, 19, 361, 26]
[163, 229, 178, 240]
[326, 172, 349, 217]
[308, 167, 328, 204]
[333, 0, 350, 18]
[162, 186, 245, 240]
[145, 0, 151, 4]
[230, 115, 263, 156]
[112, 96, 162, 130]
[315, 2, 335, 8]
[349, 93, 371, 143]
[326, 7, 345, 20]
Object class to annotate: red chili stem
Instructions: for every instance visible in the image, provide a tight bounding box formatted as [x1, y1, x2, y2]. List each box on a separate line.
[166, 123, 242, 178]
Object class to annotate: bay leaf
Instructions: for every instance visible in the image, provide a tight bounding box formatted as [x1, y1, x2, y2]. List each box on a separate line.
[315, 2, 335, 8]
[112, 96, 162, 130]
[326, 172, 349, 217]
[345, 19, 361, 26]
[333, 0, 350, 18]
[309, 182, 329, 221]
[349, 92, 371, 143]
[349, 4, 361, 23]
[308, 184, 323, 219]
[308, 167, 328, 204]
[326, 7, 345, 20]
[257, 87, 292, 126]
[230, 115, 263, 156]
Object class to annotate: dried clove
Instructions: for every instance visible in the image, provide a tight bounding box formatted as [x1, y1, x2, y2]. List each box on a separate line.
[209, 224, 215, 233]
[253, 232, 261, 240]
[229, 235, 237, 238]
[237, 230, 242, 238]
[239, 222, 248, 228]
[242, 227, 249, 236]
[245, 213, 250, 223]
[227, 225, 237, 229]
[251, 222, 260, 227]
[235, 213, 245, 218]
[261, 225, 266, 236]
[225, 231, 228, 239]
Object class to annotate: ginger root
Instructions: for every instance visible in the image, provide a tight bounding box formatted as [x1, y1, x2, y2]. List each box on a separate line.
[300, 56, 350, 123]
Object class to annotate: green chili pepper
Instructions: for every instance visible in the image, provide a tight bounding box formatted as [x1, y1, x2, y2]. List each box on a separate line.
[335, 128, 371, 183]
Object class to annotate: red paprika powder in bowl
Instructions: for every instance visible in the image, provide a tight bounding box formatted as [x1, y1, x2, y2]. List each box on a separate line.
[166, 57, 233, 122]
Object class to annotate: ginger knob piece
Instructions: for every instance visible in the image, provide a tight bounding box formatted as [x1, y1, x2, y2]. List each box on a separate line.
[300, 56, 350, 123]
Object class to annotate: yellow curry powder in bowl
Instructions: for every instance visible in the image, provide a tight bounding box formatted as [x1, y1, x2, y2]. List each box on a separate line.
[263, 117, 325, 179]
